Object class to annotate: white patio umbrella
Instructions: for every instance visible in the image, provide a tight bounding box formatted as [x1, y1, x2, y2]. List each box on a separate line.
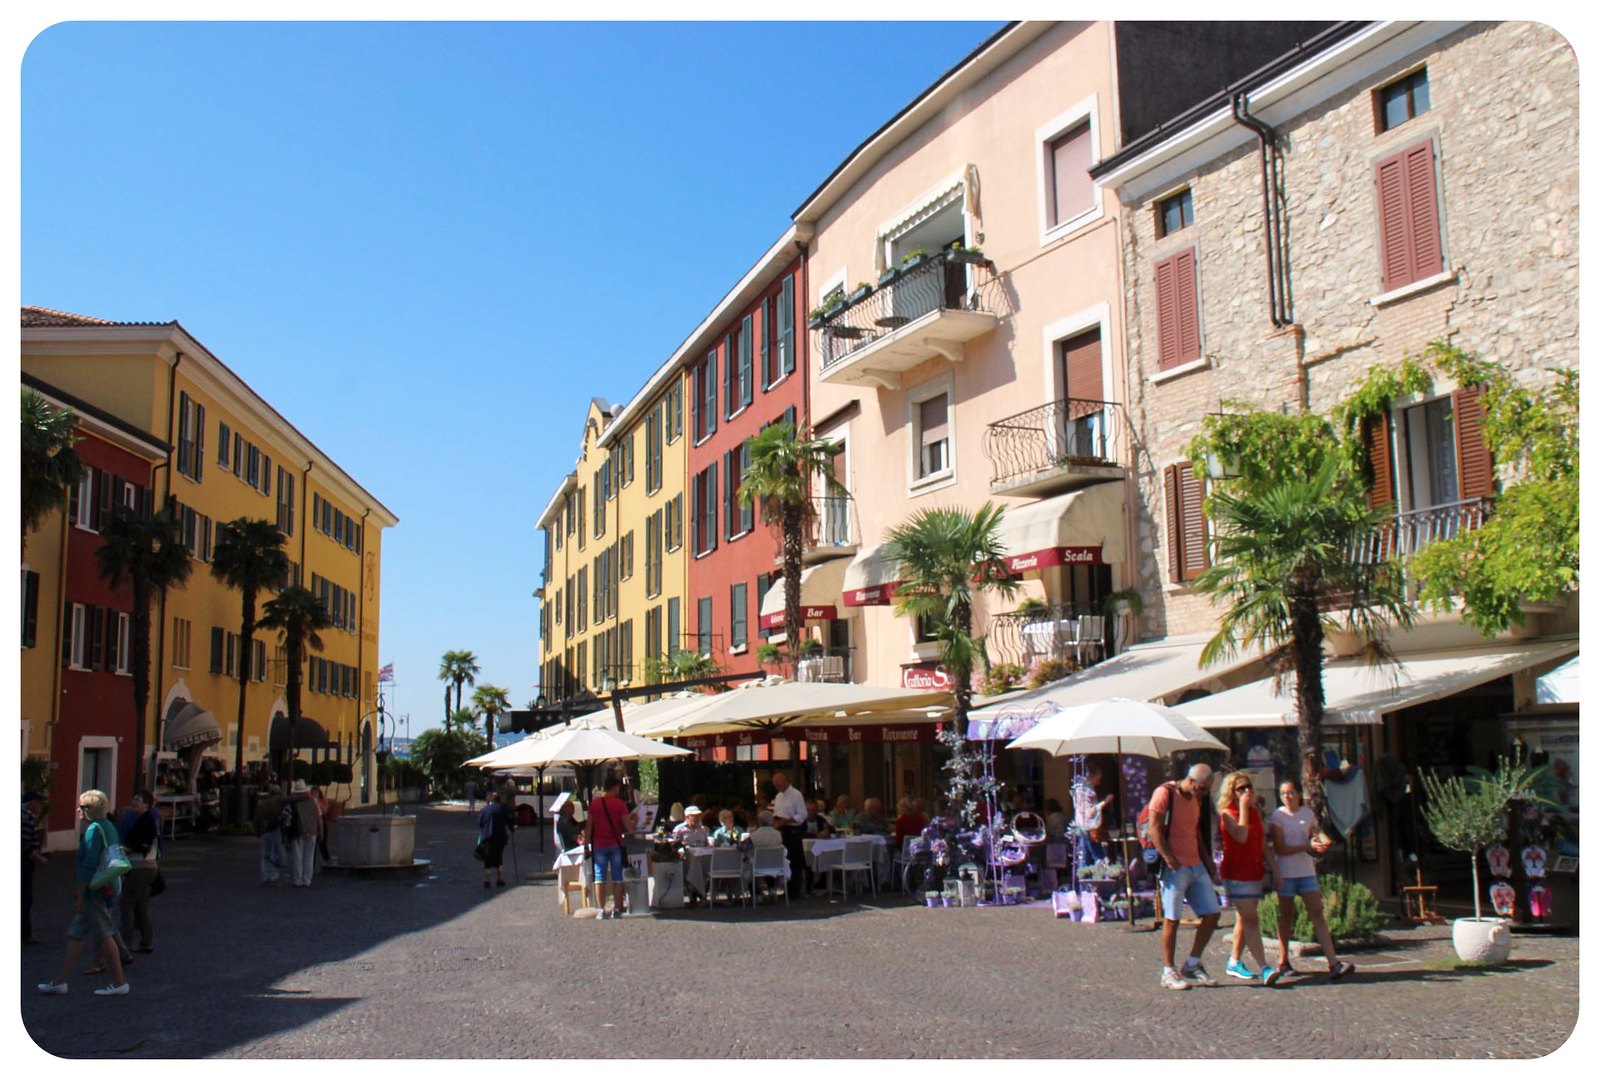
[466, 723, 691, 773]
[1006, 698, 1226, 926]
[636, 681, 951, 739]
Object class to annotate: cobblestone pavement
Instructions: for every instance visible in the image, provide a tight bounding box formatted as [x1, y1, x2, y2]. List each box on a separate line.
[18, 805, 1579, 1059]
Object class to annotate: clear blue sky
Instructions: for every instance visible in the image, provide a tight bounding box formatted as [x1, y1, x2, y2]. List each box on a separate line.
[21, 20, 1003, 735]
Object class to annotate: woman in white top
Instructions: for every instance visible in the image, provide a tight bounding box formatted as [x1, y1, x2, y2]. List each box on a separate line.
[1269, 780, 1355, 981]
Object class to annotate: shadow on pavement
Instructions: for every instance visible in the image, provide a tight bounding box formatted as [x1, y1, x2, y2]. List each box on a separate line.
[19, 805, 534, 1059]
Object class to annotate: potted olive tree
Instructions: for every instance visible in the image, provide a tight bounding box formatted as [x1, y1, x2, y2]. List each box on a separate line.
[1420, 752, 1547, 963]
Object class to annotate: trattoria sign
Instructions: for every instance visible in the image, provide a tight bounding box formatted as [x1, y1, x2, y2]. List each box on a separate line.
[901, 663, 954, 691]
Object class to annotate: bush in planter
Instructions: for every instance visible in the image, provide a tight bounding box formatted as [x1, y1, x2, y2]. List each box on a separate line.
[979, 662, 1027, 697]
[1013, 598, 1051, 621]
[1420, 751, 1549, 962]
[1259, 874, 1385, 944]
[755, 642, 784, 666]
[1026, 657, 1077, 689]
[797, 638, 825, 659]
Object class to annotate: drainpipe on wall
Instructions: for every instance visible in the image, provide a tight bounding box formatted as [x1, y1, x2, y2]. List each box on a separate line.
[1231, 92, 1292, 329]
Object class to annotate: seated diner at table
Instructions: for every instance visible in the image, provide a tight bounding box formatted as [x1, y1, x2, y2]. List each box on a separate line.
[830, 795, 856, 831]
[711, 809, 745, 846]
[893, 797, 928, 845]
[853, 798, 889, 836]
[805, 799, 833, 838]
[672, 805, 710, 848]
[749, 810, 784, 849]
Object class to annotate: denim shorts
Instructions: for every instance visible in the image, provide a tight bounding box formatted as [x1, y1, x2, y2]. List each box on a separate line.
[67, 896, 116, 943]
[593, 845, 625, 883]
[1223, 878, 1265, 900]
[1277, 874, 1320, 896]
[1160, 863, 1221, 920]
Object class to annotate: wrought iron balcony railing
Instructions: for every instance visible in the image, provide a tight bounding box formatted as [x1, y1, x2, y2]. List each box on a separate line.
[803, 493, 855, 550]
[1351, 497, 1493, 563]
[793, 646, 854, 684]
[812, 249, 1000, 372]
[986, 603, 1110, 673]
[983, 398, 1126, 487]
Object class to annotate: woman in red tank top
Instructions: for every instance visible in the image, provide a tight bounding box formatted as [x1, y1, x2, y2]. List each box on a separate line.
[1218, 771, 1279, 986]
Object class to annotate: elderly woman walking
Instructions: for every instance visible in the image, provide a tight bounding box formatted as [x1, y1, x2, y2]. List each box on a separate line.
[37, 790, 130, 996]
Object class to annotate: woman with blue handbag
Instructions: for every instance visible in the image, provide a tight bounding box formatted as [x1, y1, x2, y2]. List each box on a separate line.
[36, 790, 131, 997]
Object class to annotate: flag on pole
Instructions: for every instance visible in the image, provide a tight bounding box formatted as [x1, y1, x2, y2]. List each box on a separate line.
[378, 662, 395, 683]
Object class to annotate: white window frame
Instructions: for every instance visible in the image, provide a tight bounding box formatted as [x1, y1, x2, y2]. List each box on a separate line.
[907, 374, 957, 496]
[76, 735, 119, 809]
[1040, 302, 1116, 460]
[68, 602, 89, 669]
[1035, 94, 1104, 247]
[74, 473, 94, 530]
[817, 267, 848, 307]
[115, 612, 131, 675]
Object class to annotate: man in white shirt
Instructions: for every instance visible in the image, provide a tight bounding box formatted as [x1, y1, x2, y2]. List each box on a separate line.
[771, 772, 809, 898]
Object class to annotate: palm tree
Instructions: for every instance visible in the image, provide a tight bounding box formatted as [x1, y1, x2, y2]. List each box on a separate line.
[1194, 454, 1414, 825]
[438, 650, 480, 721]
[95, 505, 193, 787]
[737, 420, 845, 661]
[884, 503, 1019, 821]
[258, 586, 332, 781]
[471, 684, 512, 749]
[21, 388, 88, 553]
[210, 518, 290, 806]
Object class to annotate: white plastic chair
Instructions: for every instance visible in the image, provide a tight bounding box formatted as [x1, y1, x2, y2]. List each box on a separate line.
[890, 834, 917, 890]
[750, 845, 790, 906]
[835, 838, 878, 900]
[820, 655, 845, 682]
[707, 846, 749, 908]
[1075, 614, 1105, 665]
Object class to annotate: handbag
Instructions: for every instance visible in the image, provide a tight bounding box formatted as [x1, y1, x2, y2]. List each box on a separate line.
[472, 836, 487, 862]
[89, 821, 133, 889]
[150, 870, 168, 897]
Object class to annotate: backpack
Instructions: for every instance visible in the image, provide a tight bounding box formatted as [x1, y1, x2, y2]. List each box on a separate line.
[278, 801, 301, 841]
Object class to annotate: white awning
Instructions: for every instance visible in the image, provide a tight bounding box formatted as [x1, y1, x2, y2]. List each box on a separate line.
[162, 699, 220, 750]
[1174, 639, 1579, 729]
[965, 634, 1244, 739]
[1536, 655, 1579, 705]
[759, 556, 850, 628]
[995, 482, 1126, 573]
[842, 544, 903, 606]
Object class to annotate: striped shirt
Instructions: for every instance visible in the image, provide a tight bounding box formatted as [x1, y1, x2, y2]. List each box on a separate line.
[22, 805, 42, 860]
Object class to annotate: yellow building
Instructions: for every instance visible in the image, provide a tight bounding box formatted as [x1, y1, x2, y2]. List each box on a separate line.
[537, 363, 688, 707]
[21, 307, 398, 804]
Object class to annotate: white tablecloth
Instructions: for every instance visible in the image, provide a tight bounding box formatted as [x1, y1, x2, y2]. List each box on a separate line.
[804, 835, 890, 884]
[684, 845, 790, 897]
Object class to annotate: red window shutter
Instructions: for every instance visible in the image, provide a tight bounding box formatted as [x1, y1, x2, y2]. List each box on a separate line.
[1178, 464, 1209, 581]
[1164, 465, 1181, 580]
[1453, 385, 1494, 499]
[1154, 249, 1200, 369]
[1376, 141, 1442, 291]
[1404, 142, 1442, 283]
[1363, 414, 1396, 510]
[1154, 258, 1178, 369]
[1062, 328, 1103, 401]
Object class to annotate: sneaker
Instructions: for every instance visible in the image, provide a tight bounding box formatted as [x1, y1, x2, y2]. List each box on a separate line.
[1277, 962, 1298, 979]
[1183, 962, 1218, 987]
[1329, 960, 1356, 981]
[1262, 966, 1282, 987]
[1160, 969, 1190, 991]
[1226, 957, 1258, 981]
[93, 983, 129, 996]
[36, 982, 67, 995]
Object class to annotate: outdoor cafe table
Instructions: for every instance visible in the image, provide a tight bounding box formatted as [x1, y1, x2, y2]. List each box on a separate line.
[804, 834, 890, 887]
[684, 845, 791, 900]
[552, 845, 592, 909]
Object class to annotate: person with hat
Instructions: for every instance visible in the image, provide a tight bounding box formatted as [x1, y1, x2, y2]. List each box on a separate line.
[671, 805, 711, 906]
[22, 790, 48, 945]
[286, 780, 322, 887]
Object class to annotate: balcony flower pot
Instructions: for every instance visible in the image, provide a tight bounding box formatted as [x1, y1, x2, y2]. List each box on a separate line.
[946, 247, 990, 267]
[1452, 916, 1513, 964]
[846, 284, 872, 306]
[877, 266, 902, 287]
[898, 249, 931, 272]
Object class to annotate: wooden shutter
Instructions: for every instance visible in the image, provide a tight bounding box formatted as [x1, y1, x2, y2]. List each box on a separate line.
[1453, 385, 1494, 499]
[1164, 463, 1208, 583]
[90, 606, 105, 670]
[1062, 328, 1103, 401]
[1363, 414, 1396, 510]
[62, 605, 75, 667]
[723, 335, 736, 418]
[1376, 141, 1442, 291]
[92, 469, 110, 530]
[210, 627, 224, 674]
[708, 460, 718, 551]
[1154, 249, 1200, 369]
[780, 275, 796, 375]
[22, 571, 40, 648]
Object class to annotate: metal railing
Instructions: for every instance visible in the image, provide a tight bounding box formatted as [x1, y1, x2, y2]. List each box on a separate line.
[983, 398, 1126, 486]
[985, 603, 1109, 673]
[1351, 497, 1493, 563]
[813, 249, 1000, 371]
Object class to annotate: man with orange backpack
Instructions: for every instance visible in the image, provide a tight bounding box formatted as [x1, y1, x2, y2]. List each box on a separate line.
[1146, 763, 1221, 991]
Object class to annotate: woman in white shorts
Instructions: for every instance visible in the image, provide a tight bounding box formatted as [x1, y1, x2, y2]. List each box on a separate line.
[1270, 780, 1355, 981]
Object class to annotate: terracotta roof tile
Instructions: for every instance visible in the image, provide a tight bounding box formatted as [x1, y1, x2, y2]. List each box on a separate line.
[21, 305, 174, 328]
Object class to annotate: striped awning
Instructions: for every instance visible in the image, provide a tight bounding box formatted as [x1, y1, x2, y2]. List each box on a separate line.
[162, 699, 221, 750]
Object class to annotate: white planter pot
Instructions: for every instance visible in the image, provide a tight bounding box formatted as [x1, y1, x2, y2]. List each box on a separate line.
[1452, 917, 1513, 963]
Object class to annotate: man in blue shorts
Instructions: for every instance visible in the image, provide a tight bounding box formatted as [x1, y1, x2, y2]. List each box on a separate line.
[1149, 763, 1221, 990]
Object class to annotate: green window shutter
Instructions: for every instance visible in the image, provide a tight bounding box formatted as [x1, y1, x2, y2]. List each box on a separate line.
[779, 274, 795, 375]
